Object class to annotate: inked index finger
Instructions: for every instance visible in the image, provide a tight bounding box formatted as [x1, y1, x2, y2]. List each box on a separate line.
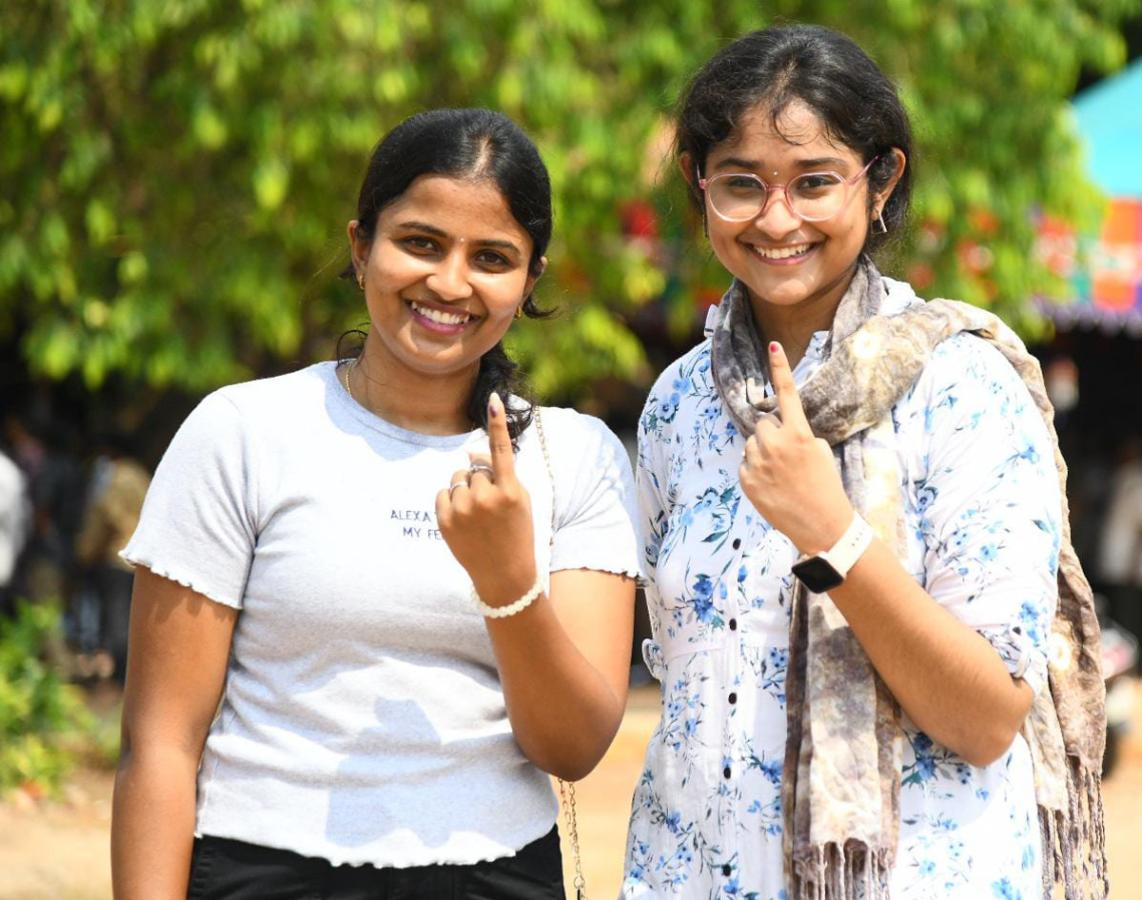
[486, 392, 517, 483]
[767, 341, 809, 431]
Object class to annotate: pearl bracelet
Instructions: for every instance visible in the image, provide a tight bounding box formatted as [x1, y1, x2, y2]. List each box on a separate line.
[472, 579, 543, 619]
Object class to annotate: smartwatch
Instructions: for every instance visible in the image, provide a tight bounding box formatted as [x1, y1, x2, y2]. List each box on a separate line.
[791, 513, 874, 593]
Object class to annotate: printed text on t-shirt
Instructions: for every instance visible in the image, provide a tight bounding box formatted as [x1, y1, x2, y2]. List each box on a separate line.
[391, 509, 444, 541]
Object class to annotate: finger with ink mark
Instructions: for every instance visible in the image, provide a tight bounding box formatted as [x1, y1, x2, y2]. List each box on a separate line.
[487, 392, 516, 483]
[768, 341, 809, 431]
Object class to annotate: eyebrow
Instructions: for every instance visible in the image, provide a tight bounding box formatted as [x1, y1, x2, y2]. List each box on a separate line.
[395, 220, 522, 254]
[712, 155, 850, 172]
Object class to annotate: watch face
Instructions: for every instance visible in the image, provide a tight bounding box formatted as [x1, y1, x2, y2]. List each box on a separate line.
[792, 556, 844, 593]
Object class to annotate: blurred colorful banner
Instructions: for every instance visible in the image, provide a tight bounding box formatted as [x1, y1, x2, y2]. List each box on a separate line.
[1036, 60, 1142, 335]
[1037, 198, 1142, 334]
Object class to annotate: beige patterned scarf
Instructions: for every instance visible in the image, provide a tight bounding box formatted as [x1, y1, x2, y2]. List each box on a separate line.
[709, 260, 1107, 899]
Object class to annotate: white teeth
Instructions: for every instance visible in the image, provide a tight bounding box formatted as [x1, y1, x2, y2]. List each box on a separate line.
[752, 243, 811, 260]
[410, 301, 471, 325]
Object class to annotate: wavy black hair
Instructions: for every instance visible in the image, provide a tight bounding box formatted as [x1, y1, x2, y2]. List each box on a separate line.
[676, 25, 912, 256]
[342, 108, 552, 444]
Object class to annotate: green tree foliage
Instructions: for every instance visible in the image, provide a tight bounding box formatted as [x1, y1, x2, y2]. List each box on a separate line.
[2, 0, 1137, 400]
[0, 603, 93, 795]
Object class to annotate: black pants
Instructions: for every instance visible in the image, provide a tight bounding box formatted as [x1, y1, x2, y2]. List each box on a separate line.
[186, 827, 564, 899]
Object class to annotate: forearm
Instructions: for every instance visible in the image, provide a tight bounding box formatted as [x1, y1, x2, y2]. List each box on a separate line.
[829, 538, 1032, 766]
[437, 403, 636, 779]
[111, 744, 201, 899]
[485, 597, 627, 781]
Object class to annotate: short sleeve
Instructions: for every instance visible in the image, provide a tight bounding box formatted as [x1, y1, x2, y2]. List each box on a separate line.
[121, 391, 259, 609]
[903, 335, 1061, 696]
[546, 411, 641, 581]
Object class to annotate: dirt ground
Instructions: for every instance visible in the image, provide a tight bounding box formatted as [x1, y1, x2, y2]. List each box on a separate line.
[2, 682, 1140, 899]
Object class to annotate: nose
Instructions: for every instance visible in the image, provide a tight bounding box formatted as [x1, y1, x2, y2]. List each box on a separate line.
[425, 251, 473, 301]
[752, 187, 802, 236]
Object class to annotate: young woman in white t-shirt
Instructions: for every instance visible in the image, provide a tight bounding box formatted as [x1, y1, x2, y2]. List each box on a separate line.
[112, 108, 640, 899]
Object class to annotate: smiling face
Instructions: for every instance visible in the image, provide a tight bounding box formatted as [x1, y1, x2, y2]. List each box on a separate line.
[695, 99, 900, 322]
[349, 175, 541, 383]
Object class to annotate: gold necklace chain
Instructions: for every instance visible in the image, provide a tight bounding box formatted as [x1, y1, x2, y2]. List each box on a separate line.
[341, 359, 357, 405]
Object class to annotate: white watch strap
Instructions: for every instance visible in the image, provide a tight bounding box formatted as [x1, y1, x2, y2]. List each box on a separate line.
[821, 513, 874, 578]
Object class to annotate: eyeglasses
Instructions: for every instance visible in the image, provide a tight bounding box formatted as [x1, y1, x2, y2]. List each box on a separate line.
[697, 156, 879, 223]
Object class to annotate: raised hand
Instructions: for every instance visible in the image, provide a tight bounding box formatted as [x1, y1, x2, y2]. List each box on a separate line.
[436, 392, 538, 607]
[738, 341, 854, 556]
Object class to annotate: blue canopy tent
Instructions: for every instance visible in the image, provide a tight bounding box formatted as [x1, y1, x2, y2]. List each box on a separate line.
[1073, 58, 1142, 198]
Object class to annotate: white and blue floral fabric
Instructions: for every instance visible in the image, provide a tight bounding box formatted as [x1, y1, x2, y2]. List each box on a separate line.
[622, 286, 1062, 900]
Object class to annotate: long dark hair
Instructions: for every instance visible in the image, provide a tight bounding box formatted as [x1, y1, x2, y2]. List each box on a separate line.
[343, 108, 553, 443]
[676, 25, 913, 256]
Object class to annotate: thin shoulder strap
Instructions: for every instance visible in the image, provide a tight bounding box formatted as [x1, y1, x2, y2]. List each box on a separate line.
[533, 407, 556, 549]
[534, 406, 588, 899]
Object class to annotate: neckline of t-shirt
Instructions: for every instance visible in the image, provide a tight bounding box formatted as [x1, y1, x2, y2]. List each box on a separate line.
[316, 360, 487, 449]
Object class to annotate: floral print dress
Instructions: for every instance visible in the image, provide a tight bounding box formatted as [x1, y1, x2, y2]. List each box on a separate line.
[623, 289, 1061, 900]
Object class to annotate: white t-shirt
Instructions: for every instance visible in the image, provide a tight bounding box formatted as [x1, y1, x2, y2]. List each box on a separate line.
[122, 361, 640, 868]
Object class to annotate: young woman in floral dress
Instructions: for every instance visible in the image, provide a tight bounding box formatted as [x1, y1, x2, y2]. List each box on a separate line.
[623, 24, 1105, 900]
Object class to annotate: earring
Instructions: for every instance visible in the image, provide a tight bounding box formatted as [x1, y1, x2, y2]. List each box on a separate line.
[356, 273, 365, 290]
[514, 305, 524, 320]
[873, 211, 888, 235]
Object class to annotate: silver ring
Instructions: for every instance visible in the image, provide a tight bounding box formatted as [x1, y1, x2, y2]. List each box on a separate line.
[448, 480, 468, 498]
[467, 463, 494, 481]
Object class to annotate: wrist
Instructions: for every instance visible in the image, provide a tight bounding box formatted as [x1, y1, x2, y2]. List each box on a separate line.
[795, 507, 856, 557]
[471, 569, 539, 609]
[791, 512, 873, 594]
[472, 573, 544, 619]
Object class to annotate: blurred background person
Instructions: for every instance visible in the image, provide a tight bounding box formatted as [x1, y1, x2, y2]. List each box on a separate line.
[74, 432, 151, 683]
[0, 444, 28, 616]
[2, 411, 86, 610]
[1098, 434, 1142, 656]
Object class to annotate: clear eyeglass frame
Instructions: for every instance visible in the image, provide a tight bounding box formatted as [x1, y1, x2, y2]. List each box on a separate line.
[697, 155, 880, 223]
